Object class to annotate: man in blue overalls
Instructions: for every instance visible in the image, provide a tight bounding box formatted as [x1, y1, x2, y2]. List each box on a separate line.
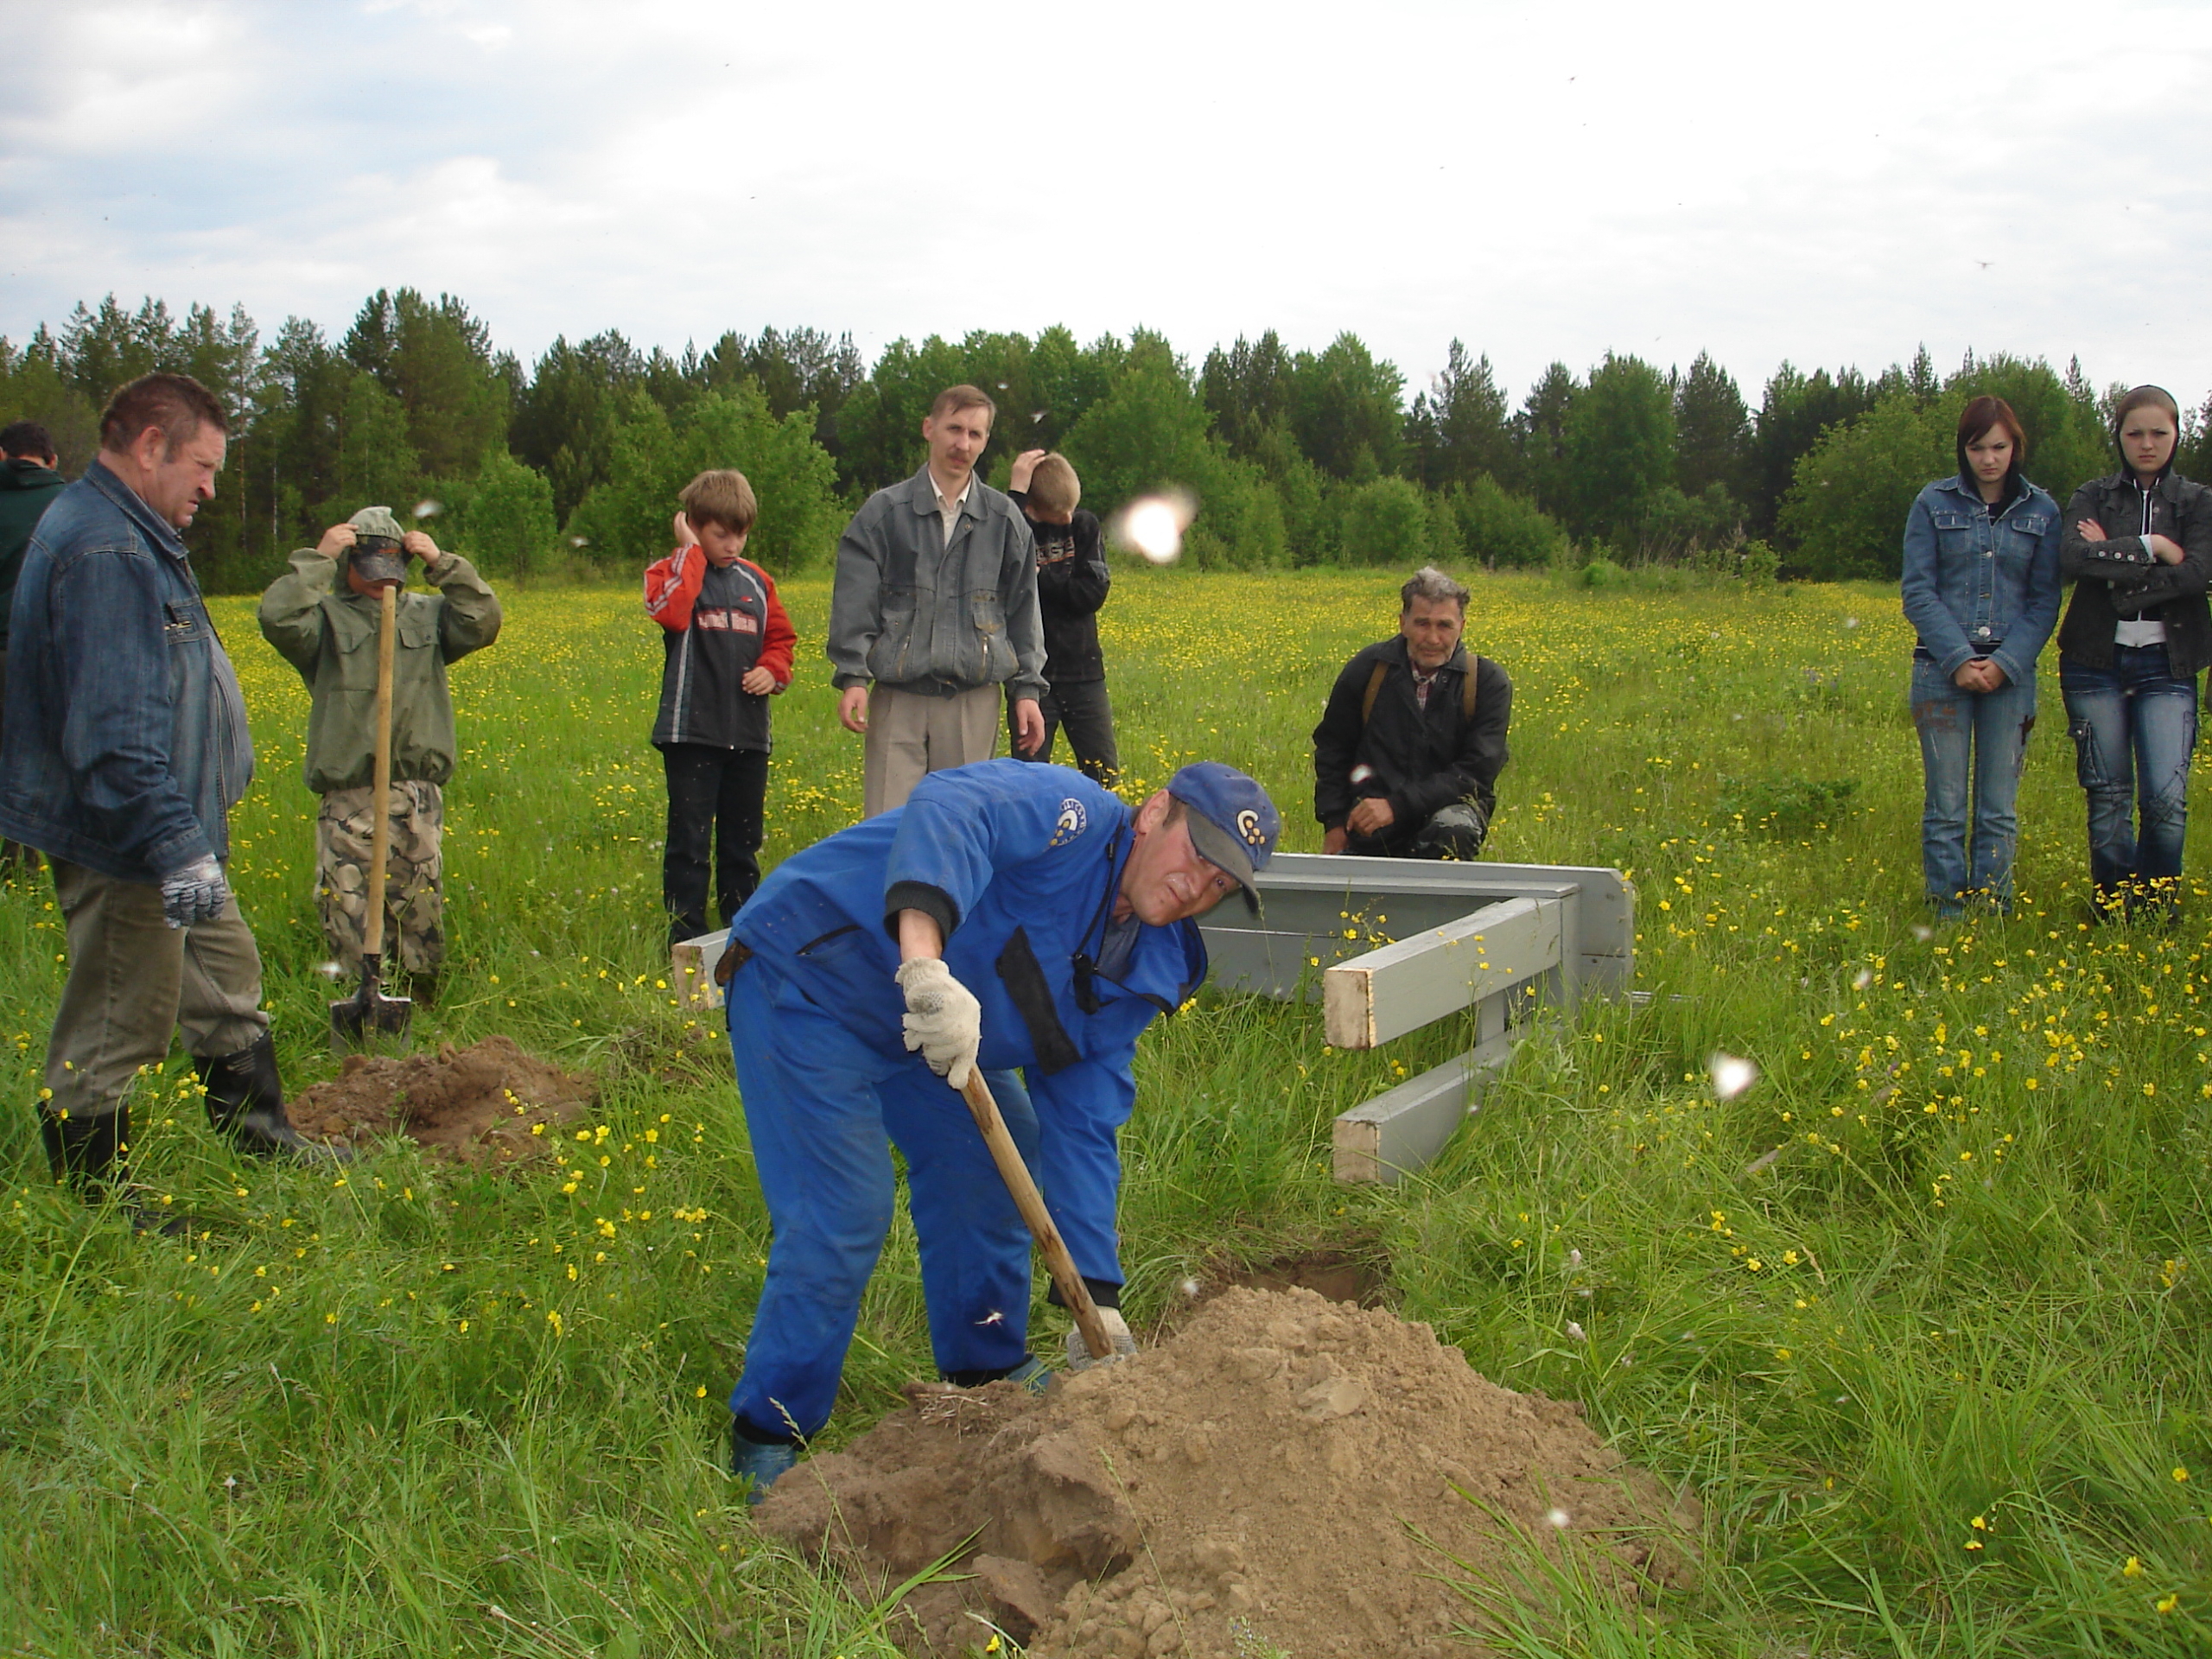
[717, 758, 1281, 1497]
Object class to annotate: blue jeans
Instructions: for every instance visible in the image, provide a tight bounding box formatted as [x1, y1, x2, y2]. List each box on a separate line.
[724, 952, 1039, 1444]
[2060, 646, 2200, 910]
[1911, 655, 2037, 910]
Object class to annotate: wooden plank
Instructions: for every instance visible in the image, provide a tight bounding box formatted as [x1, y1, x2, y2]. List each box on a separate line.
[672, 928, 729, 1011]
[1198, 852, 1634, 1007]
[1332, 1026, 1516, 1184]
[1322, 896, 1560, 1049]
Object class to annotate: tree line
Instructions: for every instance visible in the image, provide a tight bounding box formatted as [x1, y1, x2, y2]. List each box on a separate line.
[3, 290, 2202, 592]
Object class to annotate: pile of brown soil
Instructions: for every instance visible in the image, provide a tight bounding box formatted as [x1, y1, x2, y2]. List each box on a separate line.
[286, 1036, 596, 1167]
[756, 1286, 1698, 1658]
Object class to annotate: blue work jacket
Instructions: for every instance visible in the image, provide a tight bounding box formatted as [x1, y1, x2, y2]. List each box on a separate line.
[734, 760, 1205, 1113]
[0, 460, 253, 880]
[1899, 474, 2063, 685]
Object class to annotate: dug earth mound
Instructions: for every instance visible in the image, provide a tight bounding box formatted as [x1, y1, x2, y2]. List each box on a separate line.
[286, 1036, 596, 1166]
[756, 1286, 1698, 1657]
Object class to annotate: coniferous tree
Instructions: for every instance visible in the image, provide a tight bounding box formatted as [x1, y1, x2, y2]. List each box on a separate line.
[1673, 350, 1748, 501]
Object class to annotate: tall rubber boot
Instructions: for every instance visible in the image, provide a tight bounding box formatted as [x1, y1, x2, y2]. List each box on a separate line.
[40, 1105, 129, 1204]
[194, 1033, 346, 1161]
[40, 1106, 196, 1234]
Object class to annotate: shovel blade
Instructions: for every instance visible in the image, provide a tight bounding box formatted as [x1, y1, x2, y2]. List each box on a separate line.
[329, 951, 413, 1048]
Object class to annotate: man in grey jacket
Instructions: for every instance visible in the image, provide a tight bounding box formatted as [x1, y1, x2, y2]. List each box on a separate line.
[828, 385, 1047, 817]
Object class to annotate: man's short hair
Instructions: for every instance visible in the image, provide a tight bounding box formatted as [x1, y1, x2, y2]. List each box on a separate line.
[929, 385, 997, 424]
[99, 373, 228, 459]
[680, 468, 759, 535]
[0, 420, 56, 461]
[1026, 454, 1081, 517]
[1401, 565, 1470, 613]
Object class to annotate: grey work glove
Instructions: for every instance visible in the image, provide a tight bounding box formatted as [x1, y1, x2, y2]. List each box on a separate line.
[1065, 1306, 1138, 1371]
[159, 855, 231, 929]
[894, 957, 982, 1090]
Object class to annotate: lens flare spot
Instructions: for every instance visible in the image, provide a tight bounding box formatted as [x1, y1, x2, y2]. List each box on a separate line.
[1708, 1052, 1758, 1100]
[1113, 490, 1196, 565]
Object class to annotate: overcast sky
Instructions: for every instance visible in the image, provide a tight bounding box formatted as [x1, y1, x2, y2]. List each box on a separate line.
[3, 0, 2207, 414]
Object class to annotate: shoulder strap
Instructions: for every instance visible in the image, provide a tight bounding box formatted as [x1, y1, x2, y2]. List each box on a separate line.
[1359, 660, 1389, 725]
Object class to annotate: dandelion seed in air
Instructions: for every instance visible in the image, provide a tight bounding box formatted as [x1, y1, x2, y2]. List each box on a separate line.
[1546, 1508, 1571, 1529]
[1911, 925, 1934, 941]
[569, 535, 590, 549]
[314, 960, 343, 980]
[1709, 1052, 1758, 1099]
[1845, 616, 1859, 629]
[1567, 1248, 1583, 1269]
[412, 499, 442, 519]
[976, 1308, 1005, 1326]
[1852, 969, 1875, 990]
[1565, 1320, 1586, 1341]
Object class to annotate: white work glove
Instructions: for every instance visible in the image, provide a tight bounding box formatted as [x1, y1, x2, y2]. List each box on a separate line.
[1065, 1306, 1138, 1371]
[158, 855, 231, 929]
[895, 957, 982, 1089]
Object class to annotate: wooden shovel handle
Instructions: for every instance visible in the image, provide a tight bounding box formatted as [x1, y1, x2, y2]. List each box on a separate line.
[363, 583, 397, 961]
[958, 1070, 1117, 1361]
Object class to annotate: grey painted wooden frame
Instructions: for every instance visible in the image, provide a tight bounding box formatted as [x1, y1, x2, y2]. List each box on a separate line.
[1198, 854, 1636, 1184]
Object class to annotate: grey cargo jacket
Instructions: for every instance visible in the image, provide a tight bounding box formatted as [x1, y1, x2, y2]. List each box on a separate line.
[826, 467, 1046, 702]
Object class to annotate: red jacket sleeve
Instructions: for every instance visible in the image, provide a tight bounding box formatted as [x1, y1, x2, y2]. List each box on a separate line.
[643, 543, 703, 632]
[748, 558, 798, 688]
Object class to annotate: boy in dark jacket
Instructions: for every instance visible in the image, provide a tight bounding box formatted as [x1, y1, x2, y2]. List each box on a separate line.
[1313, 566, 1511, 858]
[644, 469, 796, 945]
[1008, 449, 1117, 785]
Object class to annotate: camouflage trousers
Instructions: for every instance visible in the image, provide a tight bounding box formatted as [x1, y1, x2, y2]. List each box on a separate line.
[316, 780, 446, 974]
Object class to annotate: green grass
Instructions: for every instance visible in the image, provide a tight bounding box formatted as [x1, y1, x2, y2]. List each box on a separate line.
[3, 567, 2210, 1655]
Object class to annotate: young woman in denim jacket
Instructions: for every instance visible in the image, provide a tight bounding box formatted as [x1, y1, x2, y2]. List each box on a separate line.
[2056, 385, 2212, 920]
[1899, 396, 2063, 918]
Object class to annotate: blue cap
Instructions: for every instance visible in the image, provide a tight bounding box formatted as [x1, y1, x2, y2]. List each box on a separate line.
[1166, 762, 1280, 914]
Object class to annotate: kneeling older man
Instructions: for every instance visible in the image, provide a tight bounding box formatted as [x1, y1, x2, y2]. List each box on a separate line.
[718, 756, 1280, 1495]
[1314, 564, 1510, 859]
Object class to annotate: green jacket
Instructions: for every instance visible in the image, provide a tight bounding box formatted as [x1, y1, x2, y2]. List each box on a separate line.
[0, 458, 69, 651]
[257, 547, 502, 792]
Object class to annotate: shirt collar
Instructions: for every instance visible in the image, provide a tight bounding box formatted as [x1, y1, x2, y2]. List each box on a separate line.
[927, 467, 973, 512]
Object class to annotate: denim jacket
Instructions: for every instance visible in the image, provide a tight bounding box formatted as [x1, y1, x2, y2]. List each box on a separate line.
[1899, 474, 2063, 686]
[0, 459, 253, 880]
[825, 467, 1046, 702]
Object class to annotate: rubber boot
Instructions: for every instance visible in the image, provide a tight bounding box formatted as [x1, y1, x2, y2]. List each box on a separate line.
[41, 1105, 129, 1204]
[41, 1106, 199, 1235]
[194, 1033, 346, 1161]
[730, 1426, 799, 1507]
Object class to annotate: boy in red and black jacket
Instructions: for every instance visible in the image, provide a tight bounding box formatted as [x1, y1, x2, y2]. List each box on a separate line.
[644, 469, 796, 945]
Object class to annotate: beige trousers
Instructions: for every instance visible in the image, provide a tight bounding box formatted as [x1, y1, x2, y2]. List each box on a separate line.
[45, 858, 270, 1122]
[861, 684, 1002, 817]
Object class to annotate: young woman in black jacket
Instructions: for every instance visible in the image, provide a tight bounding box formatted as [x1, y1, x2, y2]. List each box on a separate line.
[2056, 385, 2212, 919]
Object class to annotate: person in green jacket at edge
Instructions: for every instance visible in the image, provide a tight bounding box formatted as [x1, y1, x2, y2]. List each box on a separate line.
[257, 506, 502, 994]
[0, 421, 68, 873]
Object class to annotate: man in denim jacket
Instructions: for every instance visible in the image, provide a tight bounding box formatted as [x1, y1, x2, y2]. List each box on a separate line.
[0, 373, 327, 1212]
[828, 385, 1047, 817]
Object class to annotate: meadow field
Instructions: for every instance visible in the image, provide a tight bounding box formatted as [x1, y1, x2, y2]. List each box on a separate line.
[3, 566, 2209, 1657]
